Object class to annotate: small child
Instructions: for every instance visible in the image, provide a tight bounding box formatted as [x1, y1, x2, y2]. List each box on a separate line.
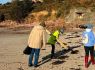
[82, 24, 95, 68]
[47, 28, 64, 59]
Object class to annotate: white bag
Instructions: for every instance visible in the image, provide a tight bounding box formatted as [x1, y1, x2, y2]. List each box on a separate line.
[82, 34, 88, 44]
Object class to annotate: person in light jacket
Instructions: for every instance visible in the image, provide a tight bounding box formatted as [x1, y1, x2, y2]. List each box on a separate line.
[82, 24, 95, 68]
[28, 21, 46, 67]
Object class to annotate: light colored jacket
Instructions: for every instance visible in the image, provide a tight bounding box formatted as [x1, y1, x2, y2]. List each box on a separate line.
[28, 25, 46, 49]
[82, 30, 95, 47]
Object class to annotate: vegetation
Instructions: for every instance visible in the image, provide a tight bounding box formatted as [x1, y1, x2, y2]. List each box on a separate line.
[0, 0, 95, 22]
[0, 0, 34, 22]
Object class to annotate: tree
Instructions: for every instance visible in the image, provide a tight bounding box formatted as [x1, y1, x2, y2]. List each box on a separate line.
[9, 0, 33, 22]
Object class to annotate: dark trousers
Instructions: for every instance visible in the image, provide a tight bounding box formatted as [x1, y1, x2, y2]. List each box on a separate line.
[29, 48, 40, 65]
[84, 46, 94, 56]
[51, 44, 55, 58]
[84, 46, 95, 66]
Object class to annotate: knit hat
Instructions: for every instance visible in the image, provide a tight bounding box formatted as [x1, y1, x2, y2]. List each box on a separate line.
[85, 24, 93, 29]
[60, 28, 64, 34]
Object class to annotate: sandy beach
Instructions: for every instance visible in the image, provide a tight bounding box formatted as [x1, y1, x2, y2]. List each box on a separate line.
[0, 28, 95, 70]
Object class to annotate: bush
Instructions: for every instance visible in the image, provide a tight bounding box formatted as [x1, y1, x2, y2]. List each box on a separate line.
[0, 13, 5, 22]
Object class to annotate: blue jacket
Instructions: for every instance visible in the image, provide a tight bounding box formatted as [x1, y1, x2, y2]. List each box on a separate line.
[82, 31, 95, 47]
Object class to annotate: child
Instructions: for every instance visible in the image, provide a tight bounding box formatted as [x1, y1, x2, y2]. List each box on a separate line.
[48, 28, 67, 58]
[82, 24, 95, 68]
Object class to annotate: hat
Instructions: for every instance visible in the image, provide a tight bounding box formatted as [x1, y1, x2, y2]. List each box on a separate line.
[84, 24, 93, 29]
[60, 28, 64, 34]
[40, 21, 46, 27]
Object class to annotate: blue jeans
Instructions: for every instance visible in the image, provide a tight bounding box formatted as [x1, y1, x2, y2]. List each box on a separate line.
[28, 48, 40, 65]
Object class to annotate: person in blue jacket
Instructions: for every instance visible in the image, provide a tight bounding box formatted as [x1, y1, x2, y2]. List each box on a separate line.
[82, 24, 95, 68]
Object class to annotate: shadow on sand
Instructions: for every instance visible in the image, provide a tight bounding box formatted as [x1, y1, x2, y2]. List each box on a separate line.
[38, 45, 81, 67]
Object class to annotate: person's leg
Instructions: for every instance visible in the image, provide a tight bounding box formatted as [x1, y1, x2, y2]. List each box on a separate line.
[28, 48, 34, 66]
[84, 46, 89, 68]
[51, 44, 55, 58]
[90, 46, 95, 65]
[34, 48, 40, 67]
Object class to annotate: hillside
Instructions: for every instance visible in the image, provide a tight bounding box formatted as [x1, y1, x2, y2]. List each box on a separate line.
[0, 0, 95, 31]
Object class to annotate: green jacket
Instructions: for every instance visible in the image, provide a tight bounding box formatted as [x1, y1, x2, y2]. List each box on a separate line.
[48, 30, 60, 45]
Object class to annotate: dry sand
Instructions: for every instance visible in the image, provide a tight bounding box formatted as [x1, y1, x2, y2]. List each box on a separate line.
[0, 28, 95, 70]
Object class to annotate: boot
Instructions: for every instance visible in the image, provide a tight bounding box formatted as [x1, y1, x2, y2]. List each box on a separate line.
[91, 56, 95, 65]
[85, 56, 89, 68]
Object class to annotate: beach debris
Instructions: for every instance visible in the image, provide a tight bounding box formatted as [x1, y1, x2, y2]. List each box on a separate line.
[18, 66, 24, 70]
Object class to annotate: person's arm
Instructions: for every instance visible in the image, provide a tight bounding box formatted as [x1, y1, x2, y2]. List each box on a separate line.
[92, 32, 95, 44]
[42, 30, 46, 49]
[28, 31, 32, 45]
[56, 39, 68, 49]
[28, 27, 35, 45]
[46, 29, 51, 35]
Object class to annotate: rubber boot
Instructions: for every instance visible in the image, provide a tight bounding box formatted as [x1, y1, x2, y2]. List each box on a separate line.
[85, 56, 89, 68]
[91, 56, 95, 65]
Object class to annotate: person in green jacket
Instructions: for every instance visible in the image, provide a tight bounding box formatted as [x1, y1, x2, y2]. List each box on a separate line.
[48, 28, 64, 58]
